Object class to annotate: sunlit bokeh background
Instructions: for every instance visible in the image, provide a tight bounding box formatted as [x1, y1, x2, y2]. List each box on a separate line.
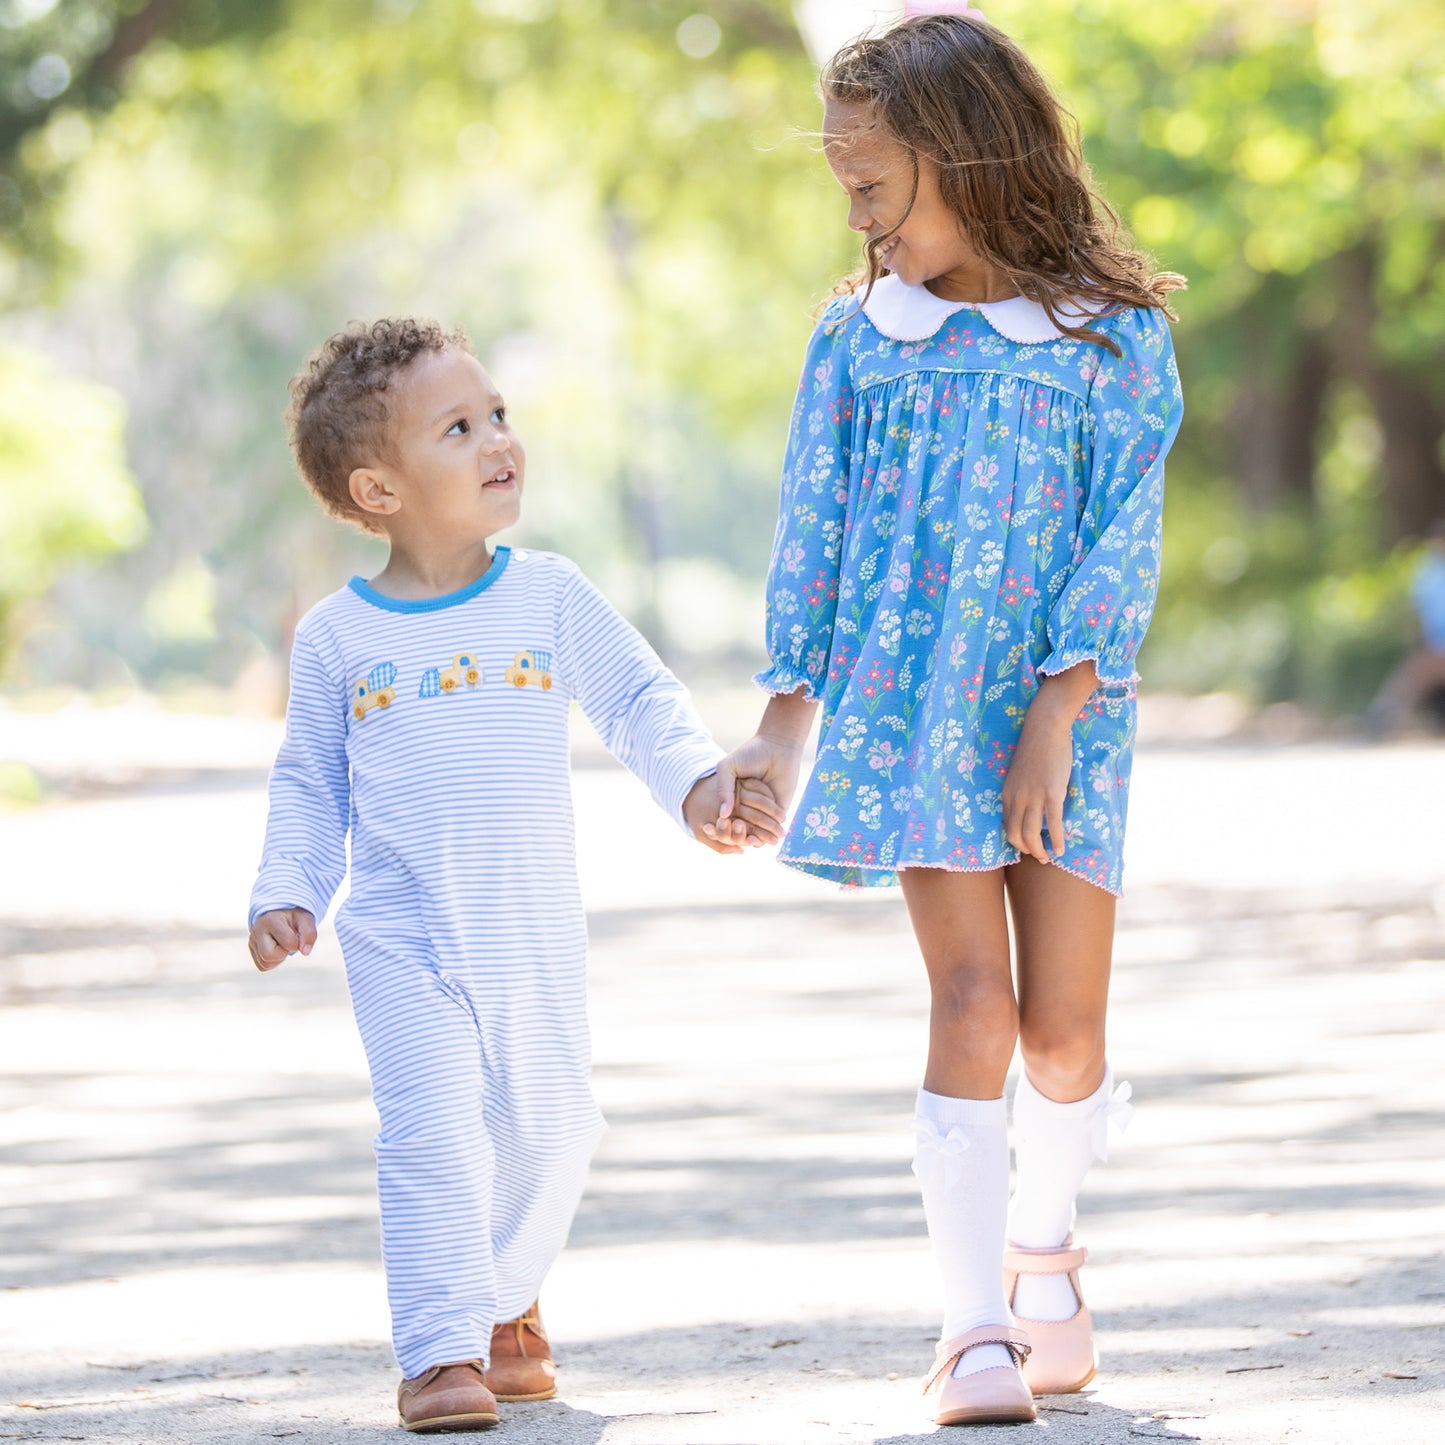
[1, 0, 1443, 733]
[3, 10, 1444, 1437]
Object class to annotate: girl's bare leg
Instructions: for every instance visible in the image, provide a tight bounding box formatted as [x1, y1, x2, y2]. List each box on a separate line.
[900, 866, 1016, 1097]
[899, 866, 1018, 1375]
[1004, 857, 1119, 1322]
[1007, 856, 1115, 1103]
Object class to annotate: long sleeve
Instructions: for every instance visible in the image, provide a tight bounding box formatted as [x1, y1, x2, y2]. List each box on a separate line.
[556, 564, 723, 831]
[249, 628, 352, 927]
[755, 299, 855, 699]
[1040, 305, 1183, 686]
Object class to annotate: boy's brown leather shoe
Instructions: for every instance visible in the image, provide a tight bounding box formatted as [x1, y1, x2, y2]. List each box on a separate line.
[485, 1300, 557, 1401]
[397, 1361, 500, 1432]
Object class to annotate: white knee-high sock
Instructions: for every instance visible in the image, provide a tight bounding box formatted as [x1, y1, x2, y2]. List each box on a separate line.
[1007, 1064, 1132, 1321]
[912, 1089, 1014, 1379]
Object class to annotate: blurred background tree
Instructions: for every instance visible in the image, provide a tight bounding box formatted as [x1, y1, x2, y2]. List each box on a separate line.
[0, 0, 1440, 712]
[0, 345, 147, 666]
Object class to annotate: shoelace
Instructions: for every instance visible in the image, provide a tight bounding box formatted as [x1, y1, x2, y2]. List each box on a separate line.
[499, 1313, 546, 1355]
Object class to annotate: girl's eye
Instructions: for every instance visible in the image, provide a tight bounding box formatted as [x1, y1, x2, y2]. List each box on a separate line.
[446, 418, 469, 436]
[857, 183, 876, 196]
[490, 406, 507, 425]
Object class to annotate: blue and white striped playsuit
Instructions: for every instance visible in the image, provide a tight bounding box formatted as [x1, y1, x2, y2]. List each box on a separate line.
[250, 546, 722, 1377]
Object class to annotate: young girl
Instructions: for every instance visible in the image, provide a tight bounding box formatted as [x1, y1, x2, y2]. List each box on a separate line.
[709, 4, 1183, 1427]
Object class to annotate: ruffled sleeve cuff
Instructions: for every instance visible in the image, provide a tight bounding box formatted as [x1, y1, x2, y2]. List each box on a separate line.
[1038, 644, 1137, 690]
[753, 661, 824, 700]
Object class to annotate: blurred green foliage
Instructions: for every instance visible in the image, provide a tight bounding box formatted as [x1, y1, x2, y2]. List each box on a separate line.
[0, 0, 1441, 711]
[0, 346, 147, 665]
[1010, 0, 1445, 712]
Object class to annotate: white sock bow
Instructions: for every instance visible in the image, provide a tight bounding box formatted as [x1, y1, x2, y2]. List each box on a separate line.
[1090, 1078, 1134, 1163]
[912, 1116, 974, 1188]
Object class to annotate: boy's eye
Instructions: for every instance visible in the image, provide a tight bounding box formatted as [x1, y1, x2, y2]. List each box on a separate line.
[446, 418, 469, 436]
[490, 406, 507, 425]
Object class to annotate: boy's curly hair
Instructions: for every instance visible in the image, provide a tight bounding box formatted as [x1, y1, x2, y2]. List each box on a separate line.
[285, 317, 471, 533]
[822, 16, 1185, 354]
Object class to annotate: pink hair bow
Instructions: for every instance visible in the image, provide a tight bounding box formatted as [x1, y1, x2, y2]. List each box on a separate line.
[903, 0, 988, 20]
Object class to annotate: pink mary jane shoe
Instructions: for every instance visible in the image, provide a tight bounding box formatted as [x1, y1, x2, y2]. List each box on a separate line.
[923, 1325, 1036, 1427]
[1004, 1238, 1096, 1394]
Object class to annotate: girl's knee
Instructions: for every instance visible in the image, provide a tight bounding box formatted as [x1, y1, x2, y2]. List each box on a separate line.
[929, 967, 1018, 1040]
[1017, 1029, 1106, 1099]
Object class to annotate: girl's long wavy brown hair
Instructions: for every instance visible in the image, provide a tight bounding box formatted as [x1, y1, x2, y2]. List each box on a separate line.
[822, 14, 1184, 353]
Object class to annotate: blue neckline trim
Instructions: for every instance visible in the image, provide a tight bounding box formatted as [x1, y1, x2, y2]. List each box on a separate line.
[348, 546, 512, 613]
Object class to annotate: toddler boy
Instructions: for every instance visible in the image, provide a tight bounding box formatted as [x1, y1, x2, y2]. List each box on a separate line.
[248, 318, 778, 1432]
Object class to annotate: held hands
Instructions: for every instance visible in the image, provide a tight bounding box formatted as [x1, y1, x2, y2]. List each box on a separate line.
[683, 772, 786, 854]
[248, 908, 317, 971]
[702, 732, 807, 848]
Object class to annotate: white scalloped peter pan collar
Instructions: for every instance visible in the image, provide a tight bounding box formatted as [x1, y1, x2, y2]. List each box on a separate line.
[858, 272, 1103, 344]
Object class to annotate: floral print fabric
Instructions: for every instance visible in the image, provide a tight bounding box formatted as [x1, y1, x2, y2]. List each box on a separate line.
[756, 292, 1183, 893]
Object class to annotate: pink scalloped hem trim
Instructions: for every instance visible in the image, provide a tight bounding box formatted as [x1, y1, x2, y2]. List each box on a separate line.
[777, 851, 1123, 899]
[774, 856, 875, 890]
[1046, 856, 1124, 899]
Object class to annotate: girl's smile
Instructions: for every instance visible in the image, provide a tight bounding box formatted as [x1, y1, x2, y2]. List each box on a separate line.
[822, 97, 1018, 305]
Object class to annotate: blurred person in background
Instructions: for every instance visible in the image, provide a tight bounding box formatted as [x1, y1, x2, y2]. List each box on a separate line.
[1367, 516, 1445, 738]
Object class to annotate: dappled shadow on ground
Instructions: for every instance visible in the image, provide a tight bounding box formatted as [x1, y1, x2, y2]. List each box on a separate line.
[0, 1321, 1262, 1445]
[0, 1341, 609, 1444]
[6, 1059, 1441, 1291]
[3, 877, 1443, 1440]
[3, 887, 1443, 1271]
[7, 1307, 1436, 1444]
[0, 1076, 379, 1289]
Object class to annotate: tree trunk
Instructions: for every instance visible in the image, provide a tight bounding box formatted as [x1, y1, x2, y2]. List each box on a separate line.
[1335, 247, 1445, 542]
[1357, 371, 1445, 542]
[1230, 321, 1330, 512]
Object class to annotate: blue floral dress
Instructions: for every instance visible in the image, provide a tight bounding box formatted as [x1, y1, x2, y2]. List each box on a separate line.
[756, 275, 1183, 894]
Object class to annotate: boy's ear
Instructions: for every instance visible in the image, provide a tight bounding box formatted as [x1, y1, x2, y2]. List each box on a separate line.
[349, 466, 401, 520]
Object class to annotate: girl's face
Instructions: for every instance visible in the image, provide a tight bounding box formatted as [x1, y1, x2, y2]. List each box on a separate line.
[822, 98, 992, 294]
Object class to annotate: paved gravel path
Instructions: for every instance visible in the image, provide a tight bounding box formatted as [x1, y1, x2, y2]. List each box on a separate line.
[1, 703, 1442, 1443]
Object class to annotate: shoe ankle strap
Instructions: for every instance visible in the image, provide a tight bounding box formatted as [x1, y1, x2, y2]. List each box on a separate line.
[925, 1326, 1031, 1391]
[1003, 1241, 1088, 1274]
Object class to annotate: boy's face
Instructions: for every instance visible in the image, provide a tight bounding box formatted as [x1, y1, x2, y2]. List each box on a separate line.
[352, 347, 524, 543]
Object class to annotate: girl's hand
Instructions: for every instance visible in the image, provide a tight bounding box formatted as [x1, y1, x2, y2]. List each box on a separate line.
[1002, 663, 1099, 865]
[705, 734, 806, 846]
[705, 688, 820, 846]
[248, 907, 317, 971]
[683, 774, 785, 853]
[1002, 721, 1074, 864]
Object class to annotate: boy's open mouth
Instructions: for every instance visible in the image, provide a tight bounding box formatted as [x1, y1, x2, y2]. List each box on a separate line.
[485, 466, 516, 487]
